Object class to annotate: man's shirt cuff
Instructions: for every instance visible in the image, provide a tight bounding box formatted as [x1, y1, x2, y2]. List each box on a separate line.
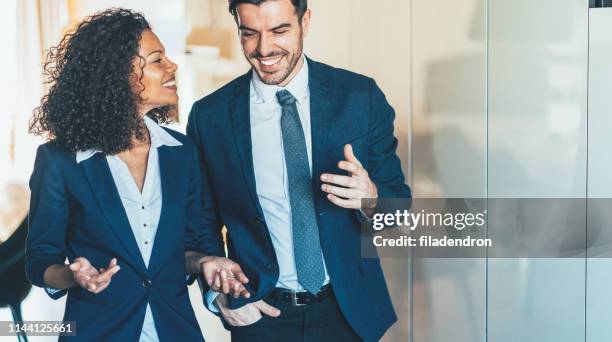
[206, 290, 221, 313]
[357, 208, 375, 223]
[44, 287, 67, 299]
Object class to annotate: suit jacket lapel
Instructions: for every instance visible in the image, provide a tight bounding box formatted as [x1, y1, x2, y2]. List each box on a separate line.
[80, 154, 148, 273]
[148, 145, 181, 278]
[308, 58, 334, 212]
[230, 72, 265, 218]
[228, 61, 333, 218]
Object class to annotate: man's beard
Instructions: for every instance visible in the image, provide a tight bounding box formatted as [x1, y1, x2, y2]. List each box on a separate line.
[249, 46, 303, 86]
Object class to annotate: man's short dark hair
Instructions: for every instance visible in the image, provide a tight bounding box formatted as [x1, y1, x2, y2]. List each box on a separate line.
[228, 0, 308, 22]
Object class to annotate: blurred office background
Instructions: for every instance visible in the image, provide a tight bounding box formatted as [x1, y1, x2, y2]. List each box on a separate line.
[1, 0, 612, 341]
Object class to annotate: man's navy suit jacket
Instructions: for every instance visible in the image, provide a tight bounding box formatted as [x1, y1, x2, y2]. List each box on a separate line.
[25, 129, 213, 341]
[186, 58, 411, 342]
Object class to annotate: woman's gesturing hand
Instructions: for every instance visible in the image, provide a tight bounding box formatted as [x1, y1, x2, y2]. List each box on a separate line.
[200, 256, 250, 299]
[69, 257, 121, 294]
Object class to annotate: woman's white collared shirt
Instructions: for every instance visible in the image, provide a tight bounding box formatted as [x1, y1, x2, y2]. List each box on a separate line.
[75, 116, 182, 342]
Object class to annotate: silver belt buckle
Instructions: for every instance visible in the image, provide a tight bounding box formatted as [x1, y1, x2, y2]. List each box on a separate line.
[291, 290, 306, 306]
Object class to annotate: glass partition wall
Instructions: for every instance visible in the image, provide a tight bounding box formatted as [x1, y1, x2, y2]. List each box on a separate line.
[410, 0, 612, 341]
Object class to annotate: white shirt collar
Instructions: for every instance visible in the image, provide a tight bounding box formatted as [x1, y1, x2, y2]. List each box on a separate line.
[251, 54, 309, 105]
[76, 115, 182, 163]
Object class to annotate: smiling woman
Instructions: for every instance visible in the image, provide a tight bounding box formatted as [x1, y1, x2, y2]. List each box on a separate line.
[23, 7, 251, 341]
[132, 30, 179, 116]
[28, 8, 176, 155]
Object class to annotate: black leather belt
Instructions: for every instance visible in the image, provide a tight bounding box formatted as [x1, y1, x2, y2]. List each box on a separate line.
[266, 284, 333, 306]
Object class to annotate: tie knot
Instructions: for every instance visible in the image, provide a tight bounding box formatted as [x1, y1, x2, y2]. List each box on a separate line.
[276, 89, 297, 106]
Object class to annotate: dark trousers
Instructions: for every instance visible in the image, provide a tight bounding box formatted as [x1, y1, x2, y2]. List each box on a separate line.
[230, 290, 362, 342]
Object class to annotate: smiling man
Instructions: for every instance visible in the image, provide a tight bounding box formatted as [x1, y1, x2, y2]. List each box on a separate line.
[186, 0, 411, 341]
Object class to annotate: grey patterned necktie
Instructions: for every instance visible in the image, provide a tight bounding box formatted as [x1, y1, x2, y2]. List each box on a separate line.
[276, 89, 325, 294]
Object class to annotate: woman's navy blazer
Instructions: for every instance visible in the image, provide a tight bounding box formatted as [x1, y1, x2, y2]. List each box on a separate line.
[25, 128, 221, 341]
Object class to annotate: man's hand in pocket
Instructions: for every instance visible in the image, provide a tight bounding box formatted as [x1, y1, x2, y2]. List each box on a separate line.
[215, 294, 281, 327]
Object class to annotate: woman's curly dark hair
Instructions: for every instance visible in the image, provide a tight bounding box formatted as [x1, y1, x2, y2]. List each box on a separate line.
[29, 8, 174, 154]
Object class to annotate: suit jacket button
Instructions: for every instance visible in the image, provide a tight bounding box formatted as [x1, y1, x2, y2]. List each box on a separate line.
[142, 279, 151, 288]
[255, 217, 265, 226]
[267, 263, 277, 271]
